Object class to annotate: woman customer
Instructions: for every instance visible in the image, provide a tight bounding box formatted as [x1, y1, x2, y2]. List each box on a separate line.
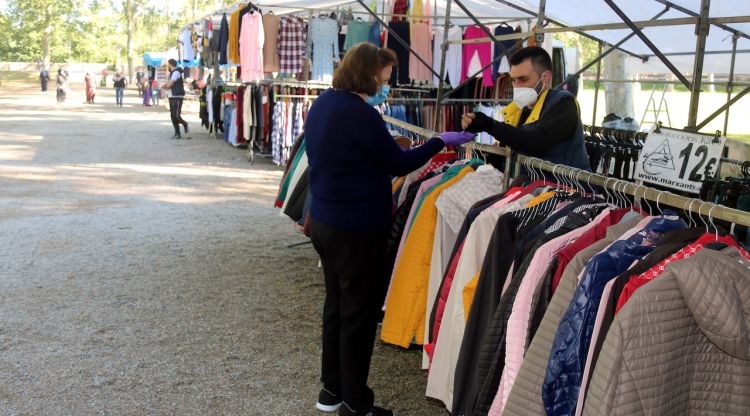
[56, 68, 68, 103]
[84, 72, 96, 104]
[162, 59, 189, 139]
[304, 42, 474, 416]
[113, 72, 127, 107]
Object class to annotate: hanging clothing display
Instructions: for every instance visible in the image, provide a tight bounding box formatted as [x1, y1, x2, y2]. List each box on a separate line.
[432, 26, 463, 88]
[386, 21, 411, 85]
[306, 16, 340, 82]
[179, 28, 195, 62]
[277, 16, 308, 77]
[239, 11, 265, 82]
[462, 25, 495, 88]
[263, 12, 281, 73]
[408, 0, 432, 82]
[343, 19, 371, 51]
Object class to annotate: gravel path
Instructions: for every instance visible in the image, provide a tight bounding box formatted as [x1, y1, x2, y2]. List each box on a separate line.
[0, 82, 446, 415]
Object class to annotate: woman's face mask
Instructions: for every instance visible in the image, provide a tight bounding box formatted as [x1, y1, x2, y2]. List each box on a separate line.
[366, 84, 390, 106]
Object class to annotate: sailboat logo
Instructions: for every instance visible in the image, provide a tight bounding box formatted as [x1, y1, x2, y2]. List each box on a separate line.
[642, 139, 674, 175]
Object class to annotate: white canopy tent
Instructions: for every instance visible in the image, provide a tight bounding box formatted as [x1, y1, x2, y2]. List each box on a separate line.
[193, 0, 750, 129]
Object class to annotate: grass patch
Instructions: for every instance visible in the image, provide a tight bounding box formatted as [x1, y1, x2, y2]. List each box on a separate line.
[1, 71, 38, 83]
[728, 134, 750, 144]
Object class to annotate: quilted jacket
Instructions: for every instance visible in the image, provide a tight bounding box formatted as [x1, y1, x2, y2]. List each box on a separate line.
[502, 215, 644, 416]
[542, 216, 686, 416]
[582, 248, 750, 415]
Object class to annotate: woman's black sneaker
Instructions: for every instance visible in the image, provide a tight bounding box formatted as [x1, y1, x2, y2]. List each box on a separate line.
[339, 403, 394, 416]
[315, 388, 341, 413]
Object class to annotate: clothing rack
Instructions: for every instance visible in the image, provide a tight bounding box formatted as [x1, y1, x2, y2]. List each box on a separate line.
[381, 117, 750, 227]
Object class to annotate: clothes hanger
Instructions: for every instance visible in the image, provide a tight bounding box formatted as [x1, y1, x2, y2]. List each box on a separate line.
[706, 204, 719, 241]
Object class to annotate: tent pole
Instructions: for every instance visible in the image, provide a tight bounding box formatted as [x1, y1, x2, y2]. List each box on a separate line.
[592, 42, 603, 126]
[354, 0, 441, 79]
[686, 0, 711, 129]
[724, 34, 739, 136]
[434, 0, 452, 132]
[653, 0, 750, 41]
[602, 0, 690, 88]
[491, 0, 644, 60]
[554, 6, 670, 90]
[696, 85, 750, 130]
[535, 0, 546, 44]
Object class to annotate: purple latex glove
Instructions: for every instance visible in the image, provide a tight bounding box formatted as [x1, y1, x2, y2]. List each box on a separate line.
[439, 131, 476, 146]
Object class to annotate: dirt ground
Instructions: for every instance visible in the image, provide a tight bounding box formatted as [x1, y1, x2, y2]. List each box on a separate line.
[0, 79, 447, 415]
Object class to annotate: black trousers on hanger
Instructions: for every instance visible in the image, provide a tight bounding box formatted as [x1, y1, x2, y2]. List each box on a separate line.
[310, 218, 389, 412]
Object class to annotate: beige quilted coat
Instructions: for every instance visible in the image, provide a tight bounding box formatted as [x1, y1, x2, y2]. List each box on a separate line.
[582, 247, 750, 415]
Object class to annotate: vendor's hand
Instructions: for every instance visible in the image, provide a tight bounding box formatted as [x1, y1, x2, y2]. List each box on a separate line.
[462, 112, 493, 133]
[439, 131, 476, 146]
[461, 113, 476, 130]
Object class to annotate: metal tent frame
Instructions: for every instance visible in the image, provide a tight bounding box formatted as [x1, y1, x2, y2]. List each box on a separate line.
[186, 0, 750, 136]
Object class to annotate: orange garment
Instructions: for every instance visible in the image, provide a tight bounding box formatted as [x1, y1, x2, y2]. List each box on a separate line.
[462, 271, 481, 320]
[460, 192, 554, 321]
[526, 190, 557, 207]
[381, 166, 475, 347]
[228, 6, 244, 64]
[392, 176, 406, 194]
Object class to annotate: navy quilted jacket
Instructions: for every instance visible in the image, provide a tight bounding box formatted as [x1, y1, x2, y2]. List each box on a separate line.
[541, 215, 686, 416]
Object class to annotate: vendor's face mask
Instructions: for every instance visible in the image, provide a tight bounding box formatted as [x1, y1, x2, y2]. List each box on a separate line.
[366, 84, 390, 106]
[513, 76, 545, 108]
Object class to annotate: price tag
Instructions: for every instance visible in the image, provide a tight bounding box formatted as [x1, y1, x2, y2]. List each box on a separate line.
[634, 126, 725, 193]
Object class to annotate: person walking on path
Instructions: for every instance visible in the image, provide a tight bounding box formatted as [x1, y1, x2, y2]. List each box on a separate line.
[162, 59, 189, 139]
[85, 73, 96, 104]
[304, 42, 474, 416]
[39, 68, 50, 92]
[113, 72, 127, 107]
[56, 68, 68, 103]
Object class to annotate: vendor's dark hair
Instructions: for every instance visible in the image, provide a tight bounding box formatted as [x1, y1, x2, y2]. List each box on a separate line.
[333, 43, 397, 96]
[168, 59, 178, 67]
[510, 46, 552, 72]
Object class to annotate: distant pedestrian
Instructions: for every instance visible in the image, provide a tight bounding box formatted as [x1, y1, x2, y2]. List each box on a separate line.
[113, 72, 127, 107]
[56, 68, 68, 103]
[136, 69, 145, 97]
[85, 73, 96, 104]
[150, 79, 160, 107]
[101, 68, 109, 87]
[39, 68, 50, 92]
[162, 59, 189, 139]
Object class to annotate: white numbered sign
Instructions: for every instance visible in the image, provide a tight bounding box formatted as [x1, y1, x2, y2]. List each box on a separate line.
[634, 126, 726, 194]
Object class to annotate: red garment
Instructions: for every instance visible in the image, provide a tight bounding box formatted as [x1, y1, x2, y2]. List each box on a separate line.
[417, 152, 458, 180]
[615, 233, 750, 314]
[550, 208, 632, 294]
[391, 0, 408, 22]
[236, 86, 246, 145]
[425, 239, 466, 363]
[461, 26, 495, 88]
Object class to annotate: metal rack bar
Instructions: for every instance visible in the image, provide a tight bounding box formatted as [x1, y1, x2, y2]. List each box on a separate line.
[381, 117, 750, 227]
[516, 155, 750, 226]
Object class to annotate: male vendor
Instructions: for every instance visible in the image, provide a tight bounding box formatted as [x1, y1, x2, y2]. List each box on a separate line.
[461, 46, 590, 170]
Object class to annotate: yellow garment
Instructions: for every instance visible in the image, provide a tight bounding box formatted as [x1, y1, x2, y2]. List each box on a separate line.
[392, 176, 406, 194]
[462, 271, 481, 320]
[228, 6, 244, 64]
[501, 89, 549, 128]
[526, 190, 557, 207]
[381, 166, 475, 347]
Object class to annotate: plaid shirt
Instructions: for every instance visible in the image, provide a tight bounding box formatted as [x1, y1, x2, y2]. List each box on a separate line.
[277, 16, 307, 75]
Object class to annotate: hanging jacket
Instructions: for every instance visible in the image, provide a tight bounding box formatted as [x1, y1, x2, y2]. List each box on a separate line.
[542, 216, 686, 416]
[583, 248, 750, 416]
[502, 215, 645, 416]
[501, 89, 590, 171]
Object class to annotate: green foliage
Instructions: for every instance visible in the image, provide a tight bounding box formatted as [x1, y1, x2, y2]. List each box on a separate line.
[0, 0, 219, 64]
[553, 31, 600, 74]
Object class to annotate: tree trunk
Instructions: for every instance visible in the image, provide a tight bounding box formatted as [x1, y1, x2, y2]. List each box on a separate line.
[42, 7, 52, 70]
[604, 50, 635, 122]
[125, 1, 136, 84]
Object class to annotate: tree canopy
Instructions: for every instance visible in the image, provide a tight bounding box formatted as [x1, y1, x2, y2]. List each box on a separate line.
[0, 0, 220, 66]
